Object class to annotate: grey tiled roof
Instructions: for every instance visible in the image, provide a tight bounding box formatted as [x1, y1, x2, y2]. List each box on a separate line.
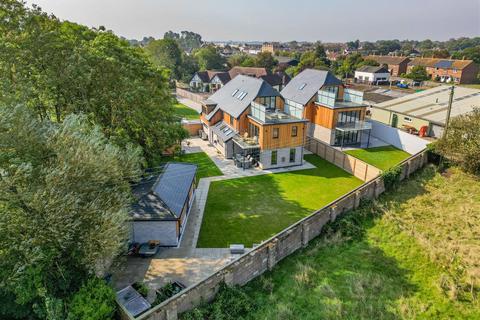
[280, 69, 343, 105]
[131, 163, 197, 220]
[207, 75, 280, 119]
[356, 65, 390, 73]
[211, 121, 237, 142]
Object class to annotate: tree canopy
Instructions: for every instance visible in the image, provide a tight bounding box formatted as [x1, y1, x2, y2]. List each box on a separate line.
[402, 65, 430, 82]
[0, 105, 142, 318]
[164, 30, 203, 52]
[193, 45, 226, 70]
[0, 0, 187, 165]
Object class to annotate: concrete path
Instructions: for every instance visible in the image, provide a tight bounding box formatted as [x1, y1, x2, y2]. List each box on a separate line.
[177, 97, 202, 112]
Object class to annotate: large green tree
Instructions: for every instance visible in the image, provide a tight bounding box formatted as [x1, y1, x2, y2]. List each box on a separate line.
[144, 38, 183, 79]
[0, 105, 142, 318]
[0, 0, 187, 165]
[193, 45, 225, 70]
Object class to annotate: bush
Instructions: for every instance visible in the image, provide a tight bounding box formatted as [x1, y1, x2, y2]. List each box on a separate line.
[67, 278, 116, 320]
[153, 282, 184, 306]
[181, 283, 256, 320]
[132, 281, 149, 298]
[381, 165, 403, 190]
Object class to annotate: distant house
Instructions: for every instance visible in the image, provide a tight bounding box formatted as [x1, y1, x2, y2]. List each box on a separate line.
[275, 56, 299, 69]
[281, 69, 370, 147]
[190, 70, 227, 93]
[365, 55, 411, 76]
[190, 67, 290, 93]
[354, 66, 390, 85]
[200, 75, 307, 169]
[130, 163, 197, 247]
[370, 85, 480, 137]
[406, 58, 478, 84]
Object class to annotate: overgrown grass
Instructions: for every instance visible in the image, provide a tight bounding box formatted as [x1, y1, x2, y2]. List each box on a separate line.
[197, 154, 362, 248]
[184, 166, 480, 319]
[345, 145, 411, 171]
[173, 103, 200, 120]
[160, 152, 222, 179]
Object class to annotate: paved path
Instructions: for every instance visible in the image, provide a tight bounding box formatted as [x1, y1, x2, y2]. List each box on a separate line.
[177, 97, 202, 112]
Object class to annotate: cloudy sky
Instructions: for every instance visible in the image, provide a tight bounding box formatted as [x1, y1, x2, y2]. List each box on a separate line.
[27, 0, 480, 42]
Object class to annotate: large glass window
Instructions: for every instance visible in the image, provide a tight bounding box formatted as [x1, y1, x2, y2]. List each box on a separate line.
[257, 96, 276, 109]
[337, 110, 361, 126]
[271, 151, 277, 165]
[343, 89, 364, 104]
[289, 148, 296, 163]
[334, 130, 359, 146]
[317, 86, 338, 107]
[250, 102, 266, 122]
[284, 99, 303, 119]
[248, 122, 259, 138]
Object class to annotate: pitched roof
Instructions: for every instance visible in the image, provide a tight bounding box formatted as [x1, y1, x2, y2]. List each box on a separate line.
[260, 72, 291, 87]
[228, 66, 268, 79]
[208, 75, 280, 118]
[131, 163, 197, 220]
[407, 57, 474, 70]
[356, 65, 390, 73]
[280, 69, 343, 105]
[212, 72, 232, 84]
[192, 70, 226, 83]
[365, 55, 410, 65]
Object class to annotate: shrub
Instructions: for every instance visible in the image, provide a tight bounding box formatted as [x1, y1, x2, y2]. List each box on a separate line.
[381, 165, 403, 190]
[67, 278, 116, 320]
[153, 282, 184, 306]
[132, 281, 149, 298]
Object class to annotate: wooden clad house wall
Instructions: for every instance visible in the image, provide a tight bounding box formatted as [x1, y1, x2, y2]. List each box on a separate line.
[201, 109, 223, 126]
[253, 120, 306, 150]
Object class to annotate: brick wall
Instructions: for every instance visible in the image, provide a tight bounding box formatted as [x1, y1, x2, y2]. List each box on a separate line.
[120, 150, 429, 320]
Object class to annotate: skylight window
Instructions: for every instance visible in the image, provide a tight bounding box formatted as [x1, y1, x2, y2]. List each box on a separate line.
[299, 83, 307, 90]
[231, 89, 239, 96]
[239, 92, 248, 100]
[236, 91, 244, 98]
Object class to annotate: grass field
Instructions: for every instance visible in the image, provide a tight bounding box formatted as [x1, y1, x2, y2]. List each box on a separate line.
[173, 103, 200, 120]
[184, 166, 480, 319]
[196, 154, 363, 248]
[345, 145, 411, 171]
[161, 152, 222, 179]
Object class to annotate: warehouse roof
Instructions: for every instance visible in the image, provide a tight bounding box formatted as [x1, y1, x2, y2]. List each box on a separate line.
[373, 85, 480, 126]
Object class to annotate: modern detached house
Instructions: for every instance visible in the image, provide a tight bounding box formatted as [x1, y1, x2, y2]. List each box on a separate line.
[130, 163, 197, 247]
[281, 69, 371, 147]
[200, 75, 307, 169]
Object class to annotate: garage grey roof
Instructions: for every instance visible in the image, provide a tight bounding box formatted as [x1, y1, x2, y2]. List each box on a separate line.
[356, 65, 390, 73]
[280, 69, 343, 105]
[211, 121, 237, 142]
[131, 163, 197, 220]
[207, 75, 280, 118]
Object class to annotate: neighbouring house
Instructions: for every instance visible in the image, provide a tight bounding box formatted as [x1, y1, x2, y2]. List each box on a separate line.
[281, 69, 371, 147]
[190, 67, 290, 94]
[365, 55, 411, 76]
[261, 42, 279, 54]
[370, 85, 480, 137]
[406, 58, 479, 84]
[354, 65, 391, 85]
[189, 70, 229, 93]
[275, 56, 299, 70]
[130, 163, 197, 247]
[200, 75, 307, 169]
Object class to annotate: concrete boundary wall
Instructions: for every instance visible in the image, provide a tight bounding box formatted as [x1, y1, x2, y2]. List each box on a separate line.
[120, 150, 429, 320]
[306, 138, 382, 181]
[370, 120, 430, 154]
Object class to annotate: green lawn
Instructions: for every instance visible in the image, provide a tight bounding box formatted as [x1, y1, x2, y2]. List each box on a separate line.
[161, 152, 222, 179]
[184, 166, 480, 319]
[345, 145, 411, 171]
[197, 154, 363, 248]
[173, 103, 200, 120]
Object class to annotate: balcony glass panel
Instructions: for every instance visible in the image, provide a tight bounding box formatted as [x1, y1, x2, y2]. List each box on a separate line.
[250, 102, 267, 122]
[343, 88, 364, 104]
[317, 86, 338, 107]
[284, 99, 303, 119]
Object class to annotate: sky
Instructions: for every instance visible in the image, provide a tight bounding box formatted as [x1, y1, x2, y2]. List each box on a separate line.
[27, 0, 480, 42]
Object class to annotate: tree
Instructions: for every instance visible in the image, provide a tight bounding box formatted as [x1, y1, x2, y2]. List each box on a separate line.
[164, 30, 203, 52]
[193, 45, 225, 70]
[67, 278, 116, 320]
[375, 40, 401, 55]
[144, 38, 183, 79]
[289, 44, 331, 76]
[334, 53, 364, 78]
[403, 65, 430, 81]
[421, 49, 450, 58]
[452, 46, 480, 64]
[0, 105, 142, 318]
[254, 52, 277, 71]
[347, 39, 360, 50]
[227, 53, 250, 68]
[0, 0, 187, 165]
[436, 108, 480, 174]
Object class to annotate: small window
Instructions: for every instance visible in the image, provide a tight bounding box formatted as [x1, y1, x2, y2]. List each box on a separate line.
[273, 128, 279, 139]
[289, 148, 296, 163]
[271, 151, 277, 165]
[291, 126, 298, 137]
[404, 116, 412, 123]
[230, 116, 234, 126]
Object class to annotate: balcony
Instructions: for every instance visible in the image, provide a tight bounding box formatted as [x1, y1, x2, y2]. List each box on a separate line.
[249, 102, 306, 124]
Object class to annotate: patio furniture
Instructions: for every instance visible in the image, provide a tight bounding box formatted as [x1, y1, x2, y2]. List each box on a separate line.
[138, 241, 160, 258]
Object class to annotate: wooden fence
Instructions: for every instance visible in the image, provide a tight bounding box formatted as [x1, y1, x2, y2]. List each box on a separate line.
[306, 138, 382, 181]
[176, 87, 210, 104]
[118, 149, 429, 320]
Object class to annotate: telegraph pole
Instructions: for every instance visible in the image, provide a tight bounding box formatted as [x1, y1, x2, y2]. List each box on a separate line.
[439, 85, 455, 170]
